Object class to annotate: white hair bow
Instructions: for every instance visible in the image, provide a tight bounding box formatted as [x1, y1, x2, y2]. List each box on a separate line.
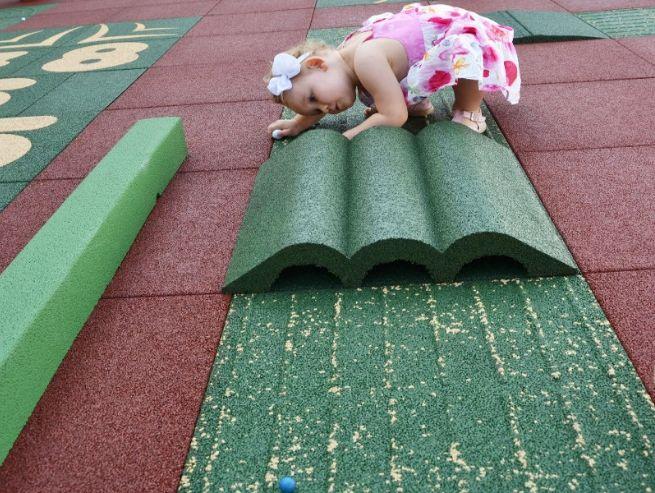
[267, 52, 310, 96]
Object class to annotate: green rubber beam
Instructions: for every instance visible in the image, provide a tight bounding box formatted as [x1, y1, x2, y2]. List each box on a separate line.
[0, 117, 187, 465]
[223, 122, 577, 293]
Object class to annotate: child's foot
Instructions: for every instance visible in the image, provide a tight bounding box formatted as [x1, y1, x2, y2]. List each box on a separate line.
[451, 109, 487, 133]
[408, 98, 434, 117]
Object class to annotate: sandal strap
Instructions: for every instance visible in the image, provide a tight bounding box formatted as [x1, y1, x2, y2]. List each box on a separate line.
[455, 109, 486, 123]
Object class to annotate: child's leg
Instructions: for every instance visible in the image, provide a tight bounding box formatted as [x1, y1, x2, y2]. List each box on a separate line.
[451, 78, 487, 133]
[452, 78, 484, 112]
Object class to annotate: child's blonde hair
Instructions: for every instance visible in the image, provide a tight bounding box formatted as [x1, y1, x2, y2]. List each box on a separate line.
[263, 39, 334, 105]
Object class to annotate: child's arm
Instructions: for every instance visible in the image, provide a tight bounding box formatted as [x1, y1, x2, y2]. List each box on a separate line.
[343, 43, 408, 140]
[268, 112, 325, 139]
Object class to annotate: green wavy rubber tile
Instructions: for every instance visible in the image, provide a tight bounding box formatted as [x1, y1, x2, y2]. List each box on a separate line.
[0, 70, 145, 185]
[0, 182, 26, 209]
[577, 8, 655, 38]
[0, 73, 72, 117]
[0, 117, 188, 465]
[224, 122, 577, 293]
[506, 10, 608, 42]
[180, 275, 655, 492]
[274, 89, 507, 153]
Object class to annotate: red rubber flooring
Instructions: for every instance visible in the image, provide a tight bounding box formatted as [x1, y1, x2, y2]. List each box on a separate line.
[1, 0, 654, 491]
[618, 35, 655, 65]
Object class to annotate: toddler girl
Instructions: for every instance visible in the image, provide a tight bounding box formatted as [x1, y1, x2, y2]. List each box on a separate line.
[265, 2, 521, 140]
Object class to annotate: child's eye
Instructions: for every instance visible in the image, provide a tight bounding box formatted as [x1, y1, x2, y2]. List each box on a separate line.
[309, 94, 316, 103]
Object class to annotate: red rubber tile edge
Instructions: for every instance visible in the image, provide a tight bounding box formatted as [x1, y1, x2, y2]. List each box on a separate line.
[0, 294, 231, 493]
[0, 117, 187, 464]
[587, 269, 655, 399]
[517, 146, 655, 273]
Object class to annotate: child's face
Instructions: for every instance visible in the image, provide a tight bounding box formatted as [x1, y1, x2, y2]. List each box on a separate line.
[282, 56, 356, 117]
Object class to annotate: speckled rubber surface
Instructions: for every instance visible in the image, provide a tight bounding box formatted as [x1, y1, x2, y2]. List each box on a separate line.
[0, 17, 199, 212]
[577, 7, 655, 38]
[0, 4, 54, 30]
[180, 275, 655, 492]
[485, 10, 608, 42]
[224, 122, 577, 293]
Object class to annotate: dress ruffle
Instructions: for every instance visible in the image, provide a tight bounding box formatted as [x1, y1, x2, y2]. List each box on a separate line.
[406, 3, 521, 104]
[354, 3, 521, 106]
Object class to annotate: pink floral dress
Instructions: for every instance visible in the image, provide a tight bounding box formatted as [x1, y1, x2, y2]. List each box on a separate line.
[341, 3, 521, 107]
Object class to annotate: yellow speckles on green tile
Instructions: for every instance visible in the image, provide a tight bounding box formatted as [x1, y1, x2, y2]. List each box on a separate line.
[180, 275, 655, 492]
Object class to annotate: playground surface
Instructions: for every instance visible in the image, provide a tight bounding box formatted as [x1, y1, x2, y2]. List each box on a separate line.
[0, 0, 654, 491]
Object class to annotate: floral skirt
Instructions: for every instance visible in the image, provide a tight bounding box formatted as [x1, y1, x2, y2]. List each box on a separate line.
[401, 3, 521, 106]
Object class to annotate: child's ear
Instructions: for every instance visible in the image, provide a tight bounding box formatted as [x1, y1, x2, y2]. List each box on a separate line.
[305, 56, 327, 71]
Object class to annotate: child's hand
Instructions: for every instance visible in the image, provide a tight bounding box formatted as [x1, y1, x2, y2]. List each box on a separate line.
[363, 105, 377, 118]
[267, 119, 301, 139]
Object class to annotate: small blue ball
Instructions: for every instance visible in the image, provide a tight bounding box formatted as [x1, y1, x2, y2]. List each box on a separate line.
[279, 476, 296, 493]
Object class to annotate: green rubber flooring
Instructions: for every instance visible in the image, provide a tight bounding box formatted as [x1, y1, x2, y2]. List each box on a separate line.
[180, 275, 655, 491]
[0, 4, 54, 30]
[577, 8, 655, 38]
[486, 10, 607, 42]
[0, 16, 200, 213]
[0, 182, 26, 210]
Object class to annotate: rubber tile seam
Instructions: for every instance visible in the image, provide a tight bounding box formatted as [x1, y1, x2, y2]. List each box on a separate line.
[616, 42, 655, 68]
[201, 6, 315, 18]
[521, 75, 655, 86]
[109, 96, 276, 111]
[582, 265, 655, 275]
[101, 290, 232, 301]
[31, 165, 265, 182]
[169, 27, 311, 41]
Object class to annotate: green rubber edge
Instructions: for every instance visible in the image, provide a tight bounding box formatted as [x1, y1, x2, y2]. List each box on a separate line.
[223, 122, 578, 293]
[0, 117, 188, 465]
[506, 10, 608, 43]
[0, 4, 55, 30]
